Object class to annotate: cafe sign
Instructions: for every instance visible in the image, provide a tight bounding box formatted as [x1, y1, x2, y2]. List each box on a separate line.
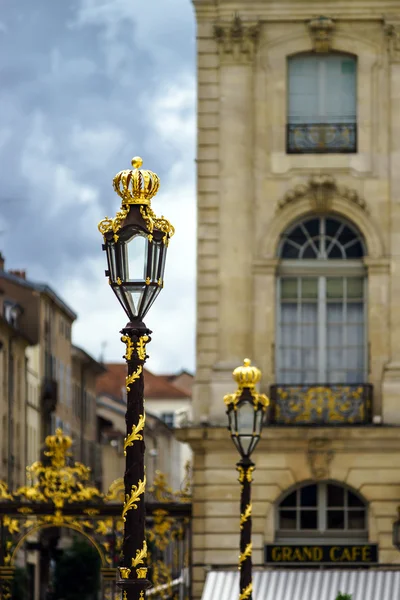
[265, 544, 378, 564]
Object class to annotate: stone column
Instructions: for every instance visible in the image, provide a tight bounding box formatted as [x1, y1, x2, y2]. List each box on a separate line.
[382, 23, 400, 423]
[209, 16, 260, 421]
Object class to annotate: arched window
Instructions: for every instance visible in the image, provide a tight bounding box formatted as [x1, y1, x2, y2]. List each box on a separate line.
[287, 53, 357, 153]
[276, 482, 368, 542]
[276, 216, 367, 385]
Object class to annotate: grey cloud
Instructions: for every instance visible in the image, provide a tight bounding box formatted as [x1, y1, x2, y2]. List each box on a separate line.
[0, 0, 196, 371]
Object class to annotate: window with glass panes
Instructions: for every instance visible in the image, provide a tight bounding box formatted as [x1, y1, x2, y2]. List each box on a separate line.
[277, 482, 367, 539]
[277, 216, 367, 385]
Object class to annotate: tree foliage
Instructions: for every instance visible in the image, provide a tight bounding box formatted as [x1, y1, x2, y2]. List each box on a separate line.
[53, 537, 100, 600]
[335, 593, 352, 600]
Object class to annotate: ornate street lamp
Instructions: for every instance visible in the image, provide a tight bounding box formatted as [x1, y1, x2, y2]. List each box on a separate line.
[224, 359, 269, 600]
[98, 157, 174, 600]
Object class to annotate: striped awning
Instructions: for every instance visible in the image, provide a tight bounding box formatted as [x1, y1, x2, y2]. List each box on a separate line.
[201, 570, 400, 600]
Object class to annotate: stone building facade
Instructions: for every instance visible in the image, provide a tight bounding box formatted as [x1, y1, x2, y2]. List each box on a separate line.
[178, 1, 400, 597]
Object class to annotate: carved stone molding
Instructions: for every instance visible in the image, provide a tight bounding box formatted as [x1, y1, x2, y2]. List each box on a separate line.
[277, 175, 368, 214]
[307, 16, 336, 53]
[214, 13, 260, 64]
[384, 21, 400, 63]
[307, 438, 334, 480]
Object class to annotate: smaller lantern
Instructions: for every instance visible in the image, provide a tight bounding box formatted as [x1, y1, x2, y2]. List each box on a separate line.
[98, 157, 174, 323]
[224, 359, 269, 459]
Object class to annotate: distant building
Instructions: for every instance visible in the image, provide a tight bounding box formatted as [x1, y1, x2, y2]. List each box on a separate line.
[96, 365, 193, 491]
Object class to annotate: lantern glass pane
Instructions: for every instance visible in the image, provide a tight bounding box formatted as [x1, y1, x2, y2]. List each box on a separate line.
[106, 242, 117, 281]
[227, 408, 235, 435]
[237, 402, 255, 436]
[254, 408, 264, 436]
[124, 233, 147, 281]
[240, 436, 254, 456]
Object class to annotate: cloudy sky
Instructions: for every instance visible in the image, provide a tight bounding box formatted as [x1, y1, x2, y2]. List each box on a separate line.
[0, 0, 197, 373]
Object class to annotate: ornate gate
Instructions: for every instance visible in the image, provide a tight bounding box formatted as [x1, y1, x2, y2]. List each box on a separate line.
[0, 429, 191, 600]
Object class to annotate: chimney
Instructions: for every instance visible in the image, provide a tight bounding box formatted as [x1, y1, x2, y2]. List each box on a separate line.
[0, 253, 4, 271]
[9, 269, 26, 280]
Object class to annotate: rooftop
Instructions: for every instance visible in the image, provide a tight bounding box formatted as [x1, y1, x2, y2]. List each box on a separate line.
[96, 363, 193, 401]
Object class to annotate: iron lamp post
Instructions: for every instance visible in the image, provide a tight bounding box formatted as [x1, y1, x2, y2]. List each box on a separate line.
[224, 359, 269, 600]
[98, 156, 174, 600]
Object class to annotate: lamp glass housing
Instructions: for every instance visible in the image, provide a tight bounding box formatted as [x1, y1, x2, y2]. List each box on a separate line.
[227, 389, 264, 459]
[104, 221, 168, 321]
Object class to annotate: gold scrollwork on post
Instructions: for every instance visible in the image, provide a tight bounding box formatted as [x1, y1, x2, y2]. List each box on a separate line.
[240, 504, 252, 530]
[239, 583, 253, 600]
[126, 366, 143, 391]
[137, 335, 149, 361]
[119, 567, 131, 579]
[136, 567, 148, 578]
[131, 540, 147, 567]
[124, 414, 145, 455]
[238, 543, 252, 566]
[122, 477, 146, 522]
[121, 335, 134, 361]
[237, 466, 255, 484]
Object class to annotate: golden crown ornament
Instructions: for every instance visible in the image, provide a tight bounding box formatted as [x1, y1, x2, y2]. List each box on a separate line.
[233, 358, 262, 389]
[224, 359, 269, 410]
[113, 157, 160, 206]
[98, 156, 174, 244]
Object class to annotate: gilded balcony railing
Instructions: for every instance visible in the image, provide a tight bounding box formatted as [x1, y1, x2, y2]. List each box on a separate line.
[287, 122, 357, 154]
[269, 384, 373, 425]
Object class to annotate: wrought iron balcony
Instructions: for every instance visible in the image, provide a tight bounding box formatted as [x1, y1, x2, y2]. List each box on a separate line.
[287, 122, 357, 154]
[269, 384, 372, 425]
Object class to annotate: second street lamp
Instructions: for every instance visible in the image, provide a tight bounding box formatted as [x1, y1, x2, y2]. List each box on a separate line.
[224, 359, 269, 600]
[98, 156, 174, 600]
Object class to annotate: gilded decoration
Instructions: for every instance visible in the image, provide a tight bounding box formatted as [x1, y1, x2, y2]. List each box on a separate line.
[273, 385, 371, 425]
[214, 13, 260, 63]
[131, 541, 147, 567]
[277, 175, 368, 214]
[121, 335, 134, 360]
[385, 22, 400, 63]
[15, 429, 101, 509]
[122, 477, 147, 522]
[237, 465, 255, 484]
[224, 359, 269, 411]
[307, 438, 334, 480]
[137, 335, 149, 360]
[126, 365, 143, 391]
[98, 157, 174, 244]
[240, 504, 252, 530]
[307, 16, 335, 53]
[239, 542, 252, 565]
[124, 414, 145, 455]
[0, 431, 192, 598]
[239, 583, 253, 600]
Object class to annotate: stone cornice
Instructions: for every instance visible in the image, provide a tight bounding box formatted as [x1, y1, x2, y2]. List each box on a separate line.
[214, 14, 261, 64]
[176, 425, 400, 453]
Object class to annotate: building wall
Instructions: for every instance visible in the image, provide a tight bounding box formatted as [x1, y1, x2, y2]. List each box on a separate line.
[26, 345, 41, 466]
[0, 321, 29, 488]
[187, 1, 400, 597]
